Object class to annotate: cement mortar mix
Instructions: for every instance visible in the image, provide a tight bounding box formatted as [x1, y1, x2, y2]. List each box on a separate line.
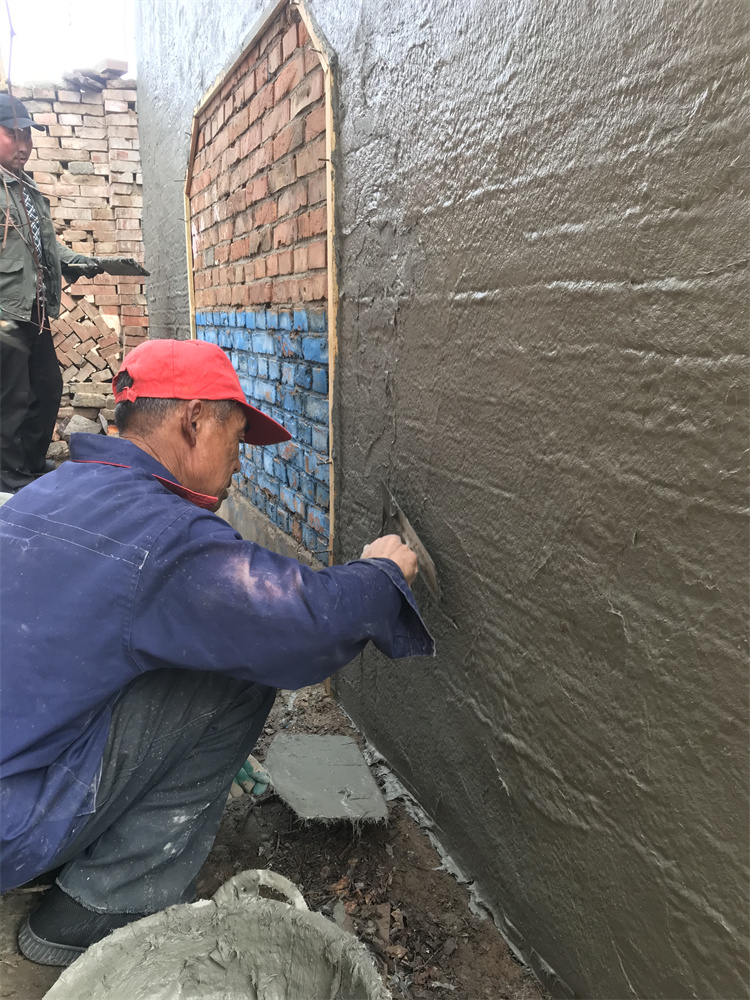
[44, 872, 389, 1000]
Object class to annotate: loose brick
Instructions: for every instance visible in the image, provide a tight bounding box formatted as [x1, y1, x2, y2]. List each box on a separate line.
[261, 100, 290, 143]
[282, 23, 298, 60]
[297, 205, 326, 238]
[253, 199, 277, 227]
[273, 218, 297, 248]
[295, 135, 326, 177]
[273, 116, 305, 161]
[274, 51, 305, 101]
[308, 238, 326, 270]
[290, 69, 324, 120]
[305, 103, 326, 142]
[278, 180, 307, 217]
[268, 157, 296, 193]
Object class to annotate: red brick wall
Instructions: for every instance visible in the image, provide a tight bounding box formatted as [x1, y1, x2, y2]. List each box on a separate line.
[189, 4, 327, 313]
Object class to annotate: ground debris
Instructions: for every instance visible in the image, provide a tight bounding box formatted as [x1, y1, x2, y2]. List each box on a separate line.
[199, 684, 547, 1000]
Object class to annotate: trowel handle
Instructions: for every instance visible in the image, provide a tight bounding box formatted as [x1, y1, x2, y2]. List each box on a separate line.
[212, 869, 309, 911]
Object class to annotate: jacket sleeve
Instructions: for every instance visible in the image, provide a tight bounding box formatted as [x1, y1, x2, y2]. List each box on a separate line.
[128, 512, 435, 688]
[56, 242, 96, 268]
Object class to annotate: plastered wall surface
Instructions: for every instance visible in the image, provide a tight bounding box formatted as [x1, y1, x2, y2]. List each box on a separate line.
[136, 2, 749, 997]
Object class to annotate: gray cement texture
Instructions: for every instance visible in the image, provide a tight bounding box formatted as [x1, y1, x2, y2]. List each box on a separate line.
[135, 1, 750, 996]
[265, 734, 388, 823]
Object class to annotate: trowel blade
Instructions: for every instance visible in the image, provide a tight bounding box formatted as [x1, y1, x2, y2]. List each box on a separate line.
[381, 482, 440, 602]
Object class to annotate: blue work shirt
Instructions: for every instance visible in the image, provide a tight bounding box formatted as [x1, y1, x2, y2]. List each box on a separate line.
[0, 433, 434, 890]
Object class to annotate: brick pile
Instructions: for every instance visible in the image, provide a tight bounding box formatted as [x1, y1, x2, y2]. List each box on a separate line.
[12, 64, 147, 454]
[188, 4, 331, 560]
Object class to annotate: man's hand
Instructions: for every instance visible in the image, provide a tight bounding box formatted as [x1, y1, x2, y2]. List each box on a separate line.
[62, 260, 104, 282]
[360, 533, 418, 586]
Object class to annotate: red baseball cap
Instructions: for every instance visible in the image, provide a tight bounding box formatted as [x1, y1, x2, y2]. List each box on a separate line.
[113, 339, 291, 445]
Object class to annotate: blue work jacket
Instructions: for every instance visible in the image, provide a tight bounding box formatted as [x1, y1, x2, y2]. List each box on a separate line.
[0, 433, 434, 890]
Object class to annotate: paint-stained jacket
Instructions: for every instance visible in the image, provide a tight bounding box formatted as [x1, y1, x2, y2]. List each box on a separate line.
[0, 165, 93, 322]
[0, 434, 434, 889]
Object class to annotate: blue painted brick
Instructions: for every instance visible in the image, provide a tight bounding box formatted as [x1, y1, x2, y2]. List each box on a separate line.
[258, 358, 268, 378]
[316, 483, 330, 509]
[281, 363, 295, 385]
[295, 365, 312, 389]
[252, 332, 275, 354]
[280, 486, 306, 517]
[268, 359, 280, 381]
[312, 367, 327, 394]
[247, 356, 258, 376]
[302, 337, 328, 363]
[265, 442, 278, 457]
[227, 312, 236, 327]
[254, 310, 267, 330]
[237, 354, 248, 374]
[276, 509, 290, 533]
[266, 501, 277, 523]
[232, 329, 247, 350]
[312, 425, 328, 453]
[279, 312, 292, 330]
[297, 420, 312, 446]
[219, 312, 228, 326]
[308, 505, 330, 537]
[303, 451, 318, 476]
[314, 461, 329, 485]
[236, 312, 246, 327]
[263, 452, 275, 477]
[202, 327, 218, 345]
[212, 312, 221, 326]
[287, 467, 300, 491]
[239, 376, 253, 397]
[195, 312, 205, 326]
[277, 440, 298, 463]
[307, 311, 327, 333]
[293, 309, 308, 332]
[300, 473, 316, 503]
[273, 458, 287, 482]
[218, 329, 232, 348]
[258, 474, 279, 498]
[282, 390, 302, 414]
[244, 311, 256, 329]
[302, 524, 318, 550]
[260, 382, 276, 405]
[265, 310, 279, 330]
[278, 332, 302, 358]
[305, 396, 328, 423]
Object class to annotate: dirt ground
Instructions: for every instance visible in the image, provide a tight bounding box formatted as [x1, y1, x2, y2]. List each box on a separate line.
[0, 684, 545, 1000]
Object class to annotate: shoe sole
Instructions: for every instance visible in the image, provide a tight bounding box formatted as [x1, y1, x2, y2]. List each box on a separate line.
[18, 917, 85, 967]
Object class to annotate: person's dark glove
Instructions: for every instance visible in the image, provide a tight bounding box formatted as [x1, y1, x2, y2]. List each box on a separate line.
[62, 260, 104, 282]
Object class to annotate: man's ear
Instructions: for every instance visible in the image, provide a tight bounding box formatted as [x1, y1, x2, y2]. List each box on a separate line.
[181, 399, 205, 446]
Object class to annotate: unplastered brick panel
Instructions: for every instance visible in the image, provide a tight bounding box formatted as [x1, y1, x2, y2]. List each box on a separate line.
[189, 4, 330, 559]
[14, 76, 148, 444]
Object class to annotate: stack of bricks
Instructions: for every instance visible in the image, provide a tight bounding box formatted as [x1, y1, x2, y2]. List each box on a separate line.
[188, 4, 331, 561]
[12, 64, 147, 450]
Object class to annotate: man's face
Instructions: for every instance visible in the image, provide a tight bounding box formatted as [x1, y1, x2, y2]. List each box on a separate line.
[0, 125, 33, 174]
[186, 404, 247, 509]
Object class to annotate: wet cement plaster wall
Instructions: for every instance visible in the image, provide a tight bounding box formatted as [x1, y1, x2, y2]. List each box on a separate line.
[135, 2, 749, 996]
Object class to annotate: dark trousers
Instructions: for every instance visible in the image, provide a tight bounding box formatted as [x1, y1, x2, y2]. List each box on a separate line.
[47, 669, 276, 915]
[0, 317, 62, 491]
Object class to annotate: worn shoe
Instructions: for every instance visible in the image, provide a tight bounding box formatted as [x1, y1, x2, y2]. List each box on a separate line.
[18, 885, 148, 966]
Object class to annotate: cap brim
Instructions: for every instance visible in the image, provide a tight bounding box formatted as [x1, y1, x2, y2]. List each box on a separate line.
[1, 117, 45, 131]
[240, 401, 291, 445]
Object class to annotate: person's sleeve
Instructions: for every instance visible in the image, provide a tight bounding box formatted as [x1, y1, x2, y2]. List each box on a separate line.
[128, 512, 435, 688]
[56, 243, 97, 268]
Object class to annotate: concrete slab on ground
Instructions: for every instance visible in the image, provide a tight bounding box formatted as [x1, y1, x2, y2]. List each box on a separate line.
[264, 734, 388, 823]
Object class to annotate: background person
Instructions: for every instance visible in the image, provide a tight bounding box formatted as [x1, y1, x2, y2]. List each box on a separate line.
[0, 93, 102, 493]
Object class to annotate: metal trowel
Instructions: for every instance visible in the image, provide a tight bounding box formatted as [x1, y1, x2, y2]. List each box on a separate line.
[381, 482, 440, 602]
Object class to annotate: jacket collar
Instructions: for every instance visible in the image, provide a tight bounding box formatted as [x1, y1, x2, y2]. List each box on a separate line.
[68, 433, 220, 511]
[0, 165, 38, 190]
